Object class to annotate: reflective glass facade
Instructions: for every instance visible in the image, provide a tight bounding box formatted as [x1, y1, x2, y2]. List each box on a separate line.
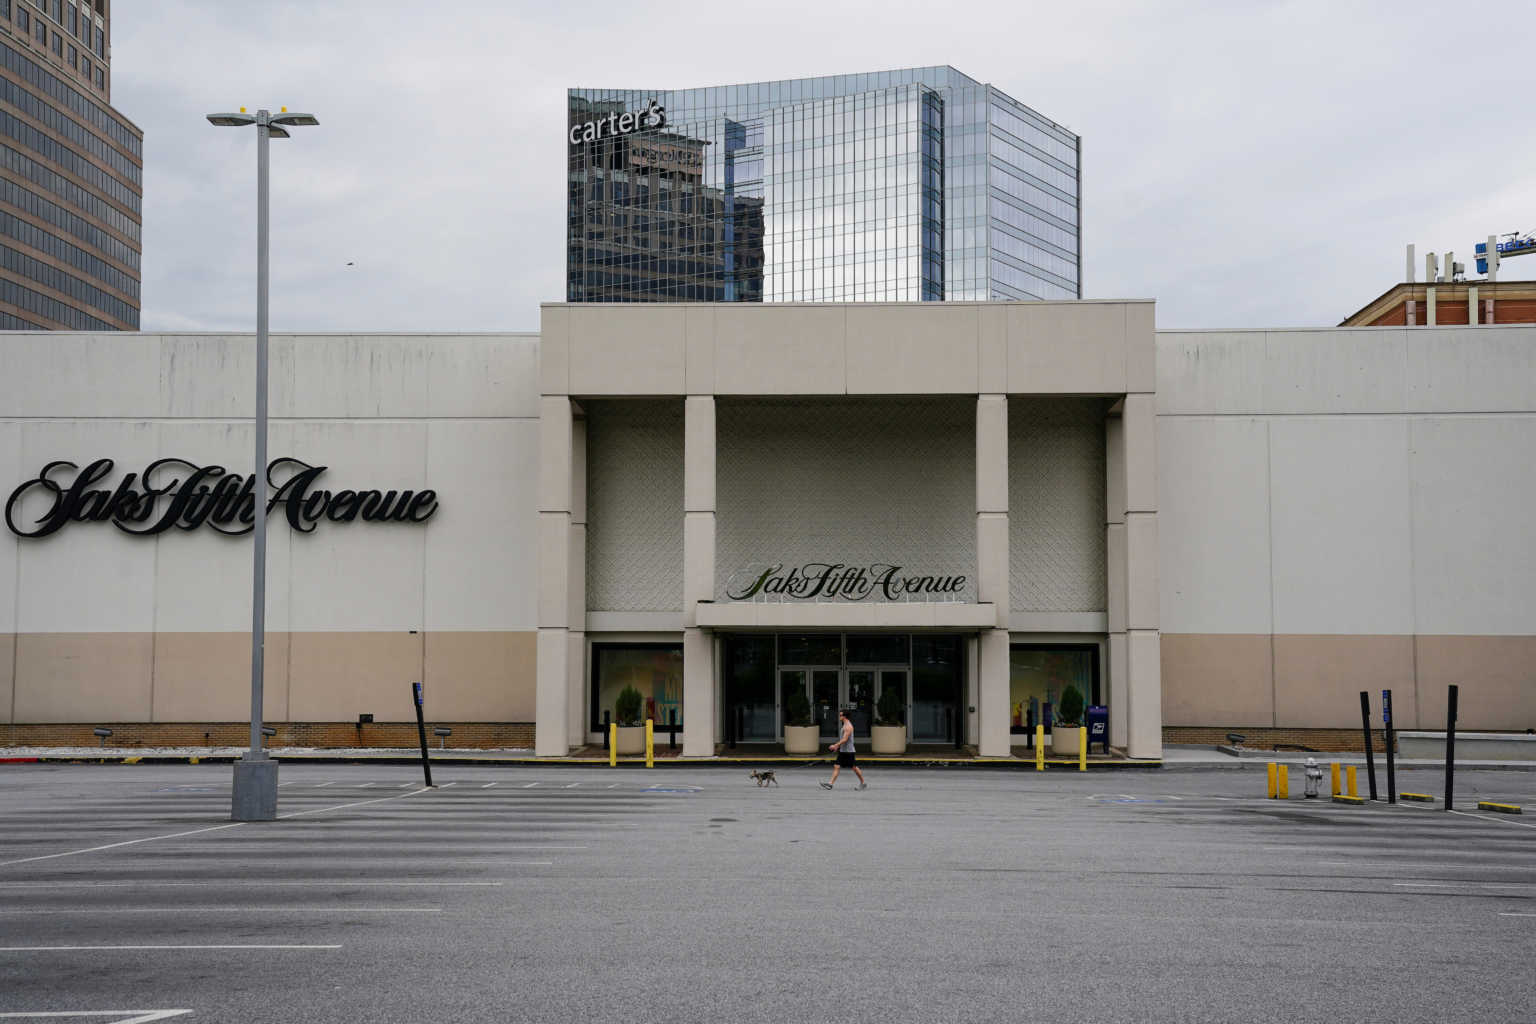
[0, 2, 139, 331]
[569, 67, 1079, 304]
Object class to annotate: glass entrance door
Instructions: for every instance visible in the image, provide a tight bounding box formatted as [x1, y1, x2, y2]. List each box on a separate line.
[812, 669, 839, 741]
[844, 668, 875, 739]
[782, 666, 841, 742]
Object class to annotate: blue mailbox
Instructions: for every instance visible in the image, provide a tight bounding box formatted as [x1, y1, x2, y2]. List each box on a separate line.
[1085, 705, 1109, 754]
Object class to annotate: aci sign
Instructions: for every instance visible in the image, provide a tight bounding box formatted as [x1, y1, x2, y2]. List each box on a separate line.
[568, 100, 666, 146]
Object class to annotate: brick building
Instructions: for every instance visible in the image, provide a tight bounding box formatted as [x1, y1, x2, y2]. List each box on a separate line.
[1341, 279, 1536, 327]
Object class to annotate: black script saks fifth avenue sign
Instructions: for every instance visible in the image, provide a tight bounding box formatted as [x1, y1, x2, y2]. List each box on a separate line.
[4, 457, 439, 539]
[725, 562, 968, 602]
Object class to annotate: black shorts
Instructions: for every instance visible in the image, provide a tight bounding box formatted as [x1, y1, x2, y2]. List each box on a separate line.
[836, 751, 857, 768]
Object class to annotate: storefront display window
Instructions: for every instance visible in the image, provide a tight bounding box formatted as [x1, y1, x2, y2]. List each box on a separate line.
[1009, 644, 1097, 734]
[591, 644, 683, 731]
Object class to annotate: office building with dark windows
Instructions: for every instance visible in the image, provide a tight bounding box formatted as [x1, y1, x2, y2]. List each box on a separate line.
[569, 67, 1080, 304]
[0, 0, 140, 331]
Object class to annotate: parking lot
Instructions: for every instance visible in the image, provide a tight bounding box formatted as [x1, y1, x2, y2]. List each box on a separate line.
[0, 762, 1532, 1024]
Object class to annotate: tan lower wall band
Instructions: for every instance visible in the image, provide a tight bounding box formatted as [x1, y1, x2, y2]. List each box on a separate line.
[0, 631, 537, 725]
[1161, 633, 1536, 731]
[0, 721, 534, 749]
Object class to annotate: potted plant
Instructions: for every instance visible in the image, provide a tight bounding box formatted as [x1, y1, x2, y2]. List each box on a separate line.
[871, 685, 907, 755]
[782, 687, 819, 755]
[1051, 684, 1085, 756]
[614, 684, 647, 755]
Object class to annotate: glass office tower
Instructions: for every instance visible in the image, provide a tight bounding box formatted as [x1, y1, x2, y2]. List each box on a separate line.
[569, 67, 1079, 304]
[1, 0, 140, 331]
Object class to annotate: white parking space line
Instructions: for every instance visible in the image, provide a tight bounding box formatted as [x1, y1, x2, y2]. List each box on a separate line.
[0, 907, 442, 915]
[522, 782, 539, 788]
[1448, 809, 1536, 829]
[0, 1013, 192, 1022]
[0, 945, 341, 952]
[480, 782, 497, 788]
[315, 781, 335, 788]
[561, 783, 581, 789]
[0, 823, 244, 868]
[274, 787, 429, 819]
[1497, 912, 1536, 917]
[0, 881, 503, 889]
[1395, 882, 1532, 890]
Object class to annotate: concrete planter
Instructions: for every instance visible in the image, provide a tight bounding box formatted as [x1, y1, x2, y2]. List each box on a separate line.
[783, 725, 820, 755]
[1051, 725, 1081, 756]
[616, 725, 646, 755]
[871, 724, 908, 755]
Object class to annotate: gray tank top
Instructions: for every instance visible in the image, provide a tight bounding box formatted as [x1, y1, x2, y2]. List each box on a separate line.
[837, 720, 856, 753]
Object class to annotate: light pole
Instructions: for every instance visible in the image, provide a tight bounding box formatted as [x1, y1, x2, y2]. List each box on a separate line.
[207, 107, 319, 822]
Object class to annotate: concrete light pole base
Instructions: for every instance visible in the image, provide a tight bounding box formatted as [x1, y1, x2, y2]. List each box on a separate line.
[231, 757, 279, 821]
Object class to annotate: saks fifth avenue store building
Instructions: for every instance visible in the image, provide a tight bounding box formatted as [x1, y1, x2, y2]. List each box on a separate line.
[2, 303, 1533, 755]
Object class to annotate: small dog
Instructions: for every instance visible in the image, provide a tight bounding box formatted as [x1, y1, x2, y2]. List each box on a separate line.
[749, 769, 778, 787]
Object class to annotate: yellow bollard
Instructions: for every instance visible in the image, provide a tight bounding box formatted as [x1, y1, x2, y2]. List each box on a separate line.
[1346, 764, 1357, 797]
[645, 718, 654, 769]
[1331, 762, 1341, 796]
[1035, 724, 1044, 771]
[609, 723, 617, 767]
[1277, 764, 1289, 799]
[1078, 726, 1087, 772]
[1267, 762, 1277, 799]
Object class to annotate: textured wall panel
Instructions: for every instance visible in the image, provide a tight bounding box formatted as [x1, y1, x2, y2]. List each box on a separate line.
[716, 398, 976, 601]
[585, 400, 684, 611]
[1008, 397, 1107, 612]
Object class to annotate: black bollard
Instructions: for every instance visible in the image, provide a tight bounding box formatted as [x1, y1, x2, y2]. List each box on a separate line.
[1359, 691, 1378, 800]
[1382, 689, 1396, 804]
[602, 710, 611, 751]
[669, 709, 678, 751]
[412, 682, 433, 788]
[1444, 684, 1458, 811]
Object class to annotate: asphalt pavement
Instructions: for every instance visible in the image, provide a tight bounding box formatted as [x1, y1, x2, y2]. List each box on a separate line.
[0, 762, 1531, 1024]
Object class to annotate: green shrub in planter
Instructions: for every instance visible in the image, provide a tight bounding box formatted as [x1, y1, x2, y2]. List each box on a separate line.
[876, 685, 905, 727]
[614, 685, 644, 727]
[1055, 685, 1085, 728]
[785, 687, 813, 728]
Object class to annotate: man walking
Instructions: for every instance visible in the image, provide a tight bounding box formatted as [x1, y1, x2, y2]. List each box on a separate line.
[821, 707, 867, 790]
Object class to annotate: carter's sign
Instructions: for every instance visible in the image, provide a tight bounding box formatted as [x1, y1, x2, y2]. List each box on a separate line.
[568, 100, 666, 145]
[5, 457, 439, 539]
[726, 562, 968, 602]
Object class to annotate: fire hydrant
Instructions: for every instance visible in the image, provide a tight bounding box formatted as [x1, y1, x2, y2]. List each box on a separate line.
[1304, 757, 1323, 798]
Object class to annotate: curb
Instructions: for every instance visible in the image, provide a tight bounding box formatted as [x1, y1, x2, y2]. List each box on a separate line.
[1, 753, 1165, 771]
[1476, 801, 1523, 814]
[1401, 792, 1435, 803]
[1332, 794, 1367, 805]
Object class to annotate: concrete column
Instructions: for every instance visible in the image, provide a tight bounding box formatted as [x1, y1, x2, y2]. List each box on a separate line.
[1121, 394, 1161, 759]
[1468, 286, 1478, 326]
[1105, 409, 1129, 749]
[536, 397, 573, 757]
[566, 415, 588, 749]
[976, 395, 1011, 758]
[682, 627, 714, 757]
[682, 396, 716, 757]
[1427, 286, 1437, 326]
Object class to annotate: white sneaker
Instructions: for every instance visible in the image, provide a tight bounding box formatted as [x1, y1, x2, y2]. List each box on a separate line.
[857, 782, 867, 790]
[819, 782, 833, 790]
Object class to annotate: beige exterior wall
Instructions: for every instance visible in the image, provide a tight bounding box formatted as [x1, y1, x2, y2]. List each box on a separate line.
[1157, 325, 1536, 732]
[1, 332, 541, 729]
[543, 301, 1159, 757]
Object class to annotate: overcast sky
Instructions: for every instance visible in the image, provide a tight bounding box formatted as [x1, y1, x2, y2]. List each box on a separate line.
[113, 0, 1536, 334]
